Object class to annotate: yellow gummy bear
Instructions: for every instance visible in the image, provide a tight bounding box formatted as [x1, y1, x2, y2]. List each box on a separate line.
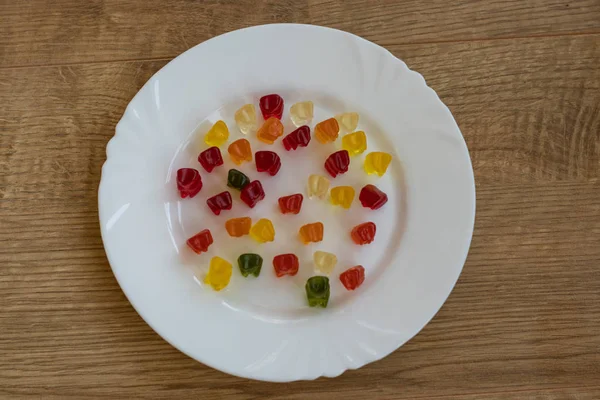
[335, 112, 359, 133]
[204, 120, 229, 147]
[364, 152, 392, 177]
[250, 218, 275, 243]
[341, 131, 367, 156]
[234, 104, 257, 134]
[204, 256, 232, 291]
[290, 101, 314, 127]
[329, 186, 355, 209]
[313, 251, 338, 275]
[307, 174, 330, 199]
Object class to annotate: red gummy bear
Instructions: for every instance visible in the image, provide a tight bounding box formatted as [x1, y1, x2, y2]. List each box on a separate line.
[351, 222, 376, 245]
[273, 254, 299, 277]
[186, 229, 213, 254]
[206, 191, 232, 215]
[240, 180, 265, 208]
[176, 168, 203, 198]
[278, 193, 303, 215]
[282, 126, 311, 151]
[198, 146, 224, 173]
[339, 266, 365, 290]
[324, 150, 350, 178]
[359, 184, 388, 210]
[255, 151, 281, 176]
[259, 94, 284, 120]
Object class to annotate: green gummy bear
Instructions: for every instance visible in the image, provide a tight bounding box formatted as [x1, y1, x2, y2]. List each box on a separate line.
[237, 253, 263, 277]
[227, 169, 250, 190]
[306, 276, 330, 308]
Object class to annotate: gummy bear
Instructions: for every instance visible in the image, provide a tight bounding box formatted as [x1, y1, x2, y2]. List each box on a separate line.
[282, 125, 311, 151]
[240, 180, 265, 208]
[364, 151, 392, 177]
[198, 146, 224, 173]
[186, 229, 213, 254]
[206, 191, 232, 215]
[204, 256, 232, 291]
[257, 117, 284, 144]
[204, 120, 229, 147]
[335, 112, 359, 133]
[238, 253, 263, 277]
[313, 251, 337, 275]
[255, 151, 281, 176]
[307, 174, 330, 199]
[259, 94, 284, 120]
[339, 265, 365, 291]
[324, 150, 350, 178]
[250, 218, 275, 243]
[235, 104, 257, 134]
[289, 101, 314, 127]
[227, 138, 252, 165]
[341, 131, 367, 156]
[225, 217, 252, 237]
[305, 276, 330, 307]
[278, 193, 303, 214]
[329, 186, 355, 209]
[314, 118, 340, 144]
[351, 222, 376, 245]
[359, 184, 388, 210]
[227, 169, 250, 190]
[273, 253, 299, 277]
[176, 168, 203, 198]
[299, 222, 324, 244]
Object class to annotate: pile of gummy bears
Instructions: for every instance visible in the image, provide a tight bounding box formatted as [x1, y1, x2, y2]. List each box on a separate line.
[176, 94, 392, 308]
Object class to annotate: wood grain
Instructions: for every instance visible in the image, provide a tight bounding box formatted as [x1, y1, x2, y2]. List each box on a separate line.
[1, 1, 600, 398]
[1, 0, 599, 67]
[393, 36, 600, 183]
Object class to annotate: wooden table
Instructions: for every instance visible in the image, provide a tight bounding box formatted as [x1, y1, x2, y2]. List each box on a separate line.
[1, 1, 599, 398]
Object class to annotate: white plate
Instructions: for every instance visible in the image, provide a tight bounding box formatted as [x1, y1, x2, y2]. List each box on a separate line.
[99, 24, 475, 382]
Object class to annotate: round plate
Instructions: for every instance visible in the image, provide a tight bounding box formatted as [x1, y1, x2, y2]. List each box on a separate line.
[99, 24, 475, 381]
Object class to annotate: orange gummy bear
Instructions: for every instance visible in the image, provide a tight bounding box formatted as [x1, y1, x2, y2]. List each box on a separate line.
[299, 222, 324, 244]
[257, 117, 284, 144]
[314, 118, 340, 144]
[227, 138, 252, 165]
[225, 217, 252, 237]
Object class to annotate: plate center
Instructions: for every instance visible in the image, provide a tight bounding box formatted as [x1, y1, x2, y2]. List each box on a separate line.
[164, 92, 406, 319]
